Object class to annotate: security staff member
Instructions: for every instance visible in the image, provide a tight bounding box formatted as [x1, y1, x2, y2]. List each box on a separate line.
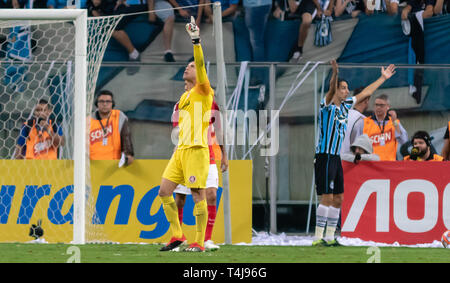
[90, 90, 134, 165]
[360, 94, 408, 160]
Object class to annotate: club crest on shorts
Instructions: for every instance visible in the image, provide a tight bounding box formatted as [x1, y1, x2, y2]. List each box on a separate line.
[189, 175, 196, 184]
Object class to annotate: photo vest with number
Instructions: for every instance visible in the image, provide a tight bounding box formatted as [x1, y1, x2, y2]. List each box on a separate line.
[90, 109, 123, 160]
[363, 115, 398, 161]
[25, 119, 58, 160]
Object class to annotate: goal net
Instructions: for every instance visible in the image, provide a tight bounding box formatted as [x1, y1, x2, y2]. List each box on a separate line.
[0, 9, 122, 243]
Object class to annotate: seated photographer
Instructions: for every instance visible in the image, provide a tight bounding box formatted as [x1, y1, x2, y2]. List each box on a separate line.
[404, 131, 443, 161]
[341, 134, 380, 164]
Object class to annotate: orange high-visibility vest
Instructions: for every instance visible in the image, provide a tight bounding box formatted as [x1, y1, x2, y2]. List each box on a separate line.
[25, 120, 58, 160]
[404, 154, 444, 161]
[363, 116, 398, 161]
[89, 109, 122, 160]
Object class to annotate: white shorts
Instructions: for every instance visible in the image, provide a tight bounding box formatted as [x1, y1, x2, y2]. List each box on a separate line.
[174, 164, 219, 195]
[155, 0, 175, 21]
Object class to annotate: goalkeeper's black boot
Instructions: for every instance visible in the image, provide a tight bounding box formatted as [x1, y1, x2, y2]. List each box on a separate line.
[159, 235, 187, 251]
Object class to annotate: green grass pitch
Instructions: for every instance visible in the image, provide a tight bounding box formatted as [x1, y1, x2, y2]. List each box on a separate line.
[0, 243, 449, 263]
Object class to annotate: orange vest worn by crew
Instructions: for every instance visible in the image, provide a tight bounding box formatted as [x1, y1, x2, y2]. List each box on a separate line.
[404, 154, 444, 161]
[90, 109, 122, 160]
[25, 120, 58, 160]
[363, 116, 398, 161]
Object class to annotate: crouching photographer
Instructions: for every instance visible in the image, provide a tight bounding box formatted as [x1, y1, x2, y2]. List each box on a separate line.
[341, 134, 380, 164]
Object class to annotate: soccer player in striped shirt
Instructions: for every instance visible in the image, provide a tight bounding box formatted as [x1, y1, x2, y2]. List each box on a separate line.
[313, 60, 396, 246]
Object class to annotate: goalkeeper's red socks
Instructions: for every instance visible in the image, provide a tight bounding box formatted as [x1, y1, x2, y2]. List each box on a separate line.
[178, 207, 183, 226]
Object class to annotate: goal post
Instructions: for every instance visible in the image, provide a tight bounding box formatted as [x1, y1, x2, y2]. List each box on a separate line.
[0, 9, 88, 244]
[73, 9, 87, 245]
[0, 9, 124, 244]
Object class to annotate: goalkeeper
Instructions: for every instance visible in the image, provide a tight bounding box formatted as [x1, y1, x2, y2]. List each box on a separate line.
[158, 17, 214, 252]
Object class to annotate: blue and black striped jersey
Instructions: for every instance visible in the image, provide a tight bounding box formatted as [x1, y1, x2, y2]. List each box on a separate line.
[316, 97, 355, 155]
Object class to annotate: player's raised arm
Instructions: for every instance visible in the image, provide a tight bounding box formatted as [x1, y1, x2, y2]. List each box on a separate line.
[354, 64, 396, 103]
[325, 60, 339, 105]
[185, 16, 211, 94]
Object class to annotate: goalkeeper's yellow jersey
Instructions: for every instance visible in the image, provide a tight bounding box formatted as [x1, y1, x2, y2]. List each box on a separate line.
[177, 44, 214, 149]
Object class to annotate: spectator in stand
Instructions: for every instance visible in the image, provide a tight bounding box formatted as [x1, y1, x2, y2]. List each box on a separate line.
[434, 0, 449, 14]
[334, 0, 371, 17]
[47, 0, 67, 8]
[87, 0, 149, 74]
[47, 0, 88, 7]
[441, 120, 450, 160]
[404, 131, 443, 161]
[19, 0, 47, 8]
[243, 0, 272, 62]
[0, 0, 19, 7]
[87, 0, 114, 16]
[202, 0, 239, 22]
[113, 0, 153, 69]
[174, 0, 203, 25]
[402, 0, 435, 19]
[384, 0, 400, 15]
[288, 0, 332, 62]
[401, 0, 435, 104]
[148, 0, 178, 62]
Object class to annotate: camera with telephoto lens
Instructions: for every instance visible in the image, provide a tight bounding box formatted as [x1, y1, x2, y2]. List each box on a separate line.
[353, 153, 361, 164]
[35, 118, 47, 133]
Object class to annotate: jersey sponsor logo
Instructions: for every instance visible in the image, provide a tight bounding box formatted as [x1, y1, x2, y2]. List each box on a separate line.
[369, 131, 392, 145]
[90, 124, 112, 145]
[33, 139, 52, 155]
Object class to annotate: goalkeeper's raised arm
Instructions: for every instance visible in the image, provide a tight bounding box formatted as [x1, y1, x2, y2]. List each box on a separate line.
[185, 16, 211, 94]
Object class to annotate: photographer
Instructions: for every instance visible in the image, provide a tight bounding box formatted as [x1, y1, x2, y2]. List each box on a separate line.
[14, 99, 65, 160]
[341, 134, 380, 164]
[404, 131, 443, 161]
